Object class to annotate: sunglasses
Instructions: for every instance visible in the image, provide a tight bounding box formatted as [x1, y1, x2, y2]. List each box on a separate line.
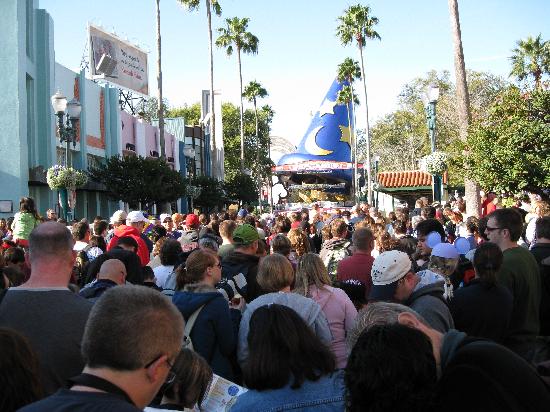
[485, 225, 503, 232]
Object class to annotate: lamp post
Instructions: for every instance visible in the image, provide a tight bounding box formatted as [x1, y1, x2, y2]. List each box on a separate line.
[423, 84, 441, 203]
[51, 90, 81, 221]
[51, 90, 81, 167]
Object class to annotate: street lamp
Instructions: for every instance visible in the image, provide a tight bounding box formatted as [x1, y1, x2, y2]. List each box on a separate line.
[423, 84, 441, 203]
[51, 90, 81, 167]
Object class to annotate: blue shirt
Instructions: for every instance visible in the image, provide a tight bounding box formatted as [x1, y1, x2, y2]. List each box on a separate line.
[230, 370, 345, 412]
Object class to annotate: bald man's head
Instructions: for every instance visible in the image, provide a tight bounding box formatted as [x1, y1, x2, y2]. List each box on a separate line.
[98, 259, 127, 285]
[28, 221, 74, 263]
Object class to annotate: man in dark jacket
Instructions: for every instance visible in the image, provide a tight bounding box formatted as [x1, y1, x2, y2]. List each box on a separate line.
[350, 302, 550, 412]
[219, 224, 261, 303]
[530, 216, 550, 337]
[79, 259, 127, 302]
[369, 250, 454, 333]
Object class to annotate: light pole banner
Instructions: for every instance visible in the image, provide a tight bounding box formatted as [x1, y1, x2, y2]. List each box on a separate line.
[89, 24, 149, 95]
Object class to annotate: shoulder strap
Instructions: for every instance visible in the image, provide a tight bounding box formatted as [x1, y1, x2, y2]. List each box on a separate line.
[184, 304, 206, 351]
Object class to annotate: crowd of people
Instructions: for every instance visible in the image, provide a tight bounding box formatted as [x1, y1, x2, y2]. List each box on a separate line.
[1, 193, 550, 411]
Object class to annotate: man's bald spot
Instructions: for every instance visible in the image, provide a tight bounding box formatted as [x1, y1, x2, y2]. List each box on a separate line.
[28, 221, 74, 261]
[98, 259, 127, 281]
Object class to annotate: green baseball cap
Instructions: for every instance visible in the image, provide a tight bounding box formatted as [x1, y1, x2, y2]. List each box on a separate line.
[233, 224, 259, 245]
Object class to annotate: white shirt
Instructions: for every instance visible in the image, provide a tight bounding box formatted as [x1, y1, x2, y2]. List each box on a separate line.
[73, 240, 88, 252]
[153, 265, 175, 288]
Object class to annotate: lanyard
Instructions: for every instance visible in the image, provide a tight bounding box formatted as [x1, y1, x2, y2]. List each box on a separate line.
[69, 373, 135, 406]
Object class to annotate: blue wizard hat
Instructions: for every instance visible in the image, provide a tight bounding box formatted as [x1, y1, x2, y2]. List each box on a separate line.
[274, 78, 354, 188]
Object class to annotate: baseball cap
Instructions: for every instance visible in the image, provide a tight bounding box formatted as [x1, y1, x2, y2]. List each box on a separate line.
[185, 213, 200, 228]
[110, 210, 127, 224]
[237, 208, 248, 218]
[126, 211, 148, 223]
[160, 213, 172, 223]
[369, 250, 413, 301]
[233, 224, 259, 245]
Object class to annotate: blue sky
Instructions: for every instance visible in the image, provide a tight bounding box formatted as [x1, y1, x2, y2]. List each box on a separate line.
[42, 0, 549, 156]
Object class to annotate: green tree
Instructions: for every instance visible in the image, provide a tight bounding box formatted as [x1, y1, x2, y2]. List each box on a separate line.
[216, 16, 259, 172]
[188, 175, 224, 211]
[223, 172, 257, 206]
[177, 0, 222, 177]
[467, 86, 550, 198]
[139, 97, 169, 123]
[510, 34, 550, 88]
[167, 102, 202, 125]
[222, 102, 274, 184]
[89, 155, 186, 209]
[336, 3, 381, 204]
[242, 80, 268, 211]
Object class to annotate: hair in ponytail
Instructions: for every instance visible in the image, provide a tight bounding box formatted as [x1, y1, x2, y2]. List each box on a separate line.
[473, 242, 503, 286]
[175, 249, 218, 290]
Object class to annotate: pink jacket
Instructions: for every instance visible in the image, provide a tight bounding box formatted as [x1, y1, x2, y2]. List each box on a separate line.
[308, 285, 357, 369]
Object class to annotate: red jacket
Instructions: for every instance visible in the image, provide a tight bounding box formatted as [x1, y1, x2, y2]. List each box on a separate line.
[107, 225, 150, 266]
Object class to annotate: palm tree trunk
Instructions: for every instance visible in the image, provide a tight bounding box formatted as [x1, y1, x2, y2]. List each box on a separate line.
[237, 48, 245, 172]
[358, 44, 372, 205]
[156, 0, 165, 159]
[206, 0, 218, 178]
[448, 0, 480, 217]
[346, 101, 355, 201]
[254, 99, 262, 212]
[350, 82, 358, 202]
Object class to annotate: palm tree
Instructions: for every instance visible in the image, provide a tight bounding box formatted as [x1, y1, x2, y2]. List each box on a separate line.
[336, 4, 380, 205]
[243, 80, 268, 212]
[337, 58, 361, 200]
[156, 0, 165, 159]
[177, 0, 222, 177]
[336, 85, 360, 201]
[448, 0, 480, 217]
[216, 16, 259, 172]
[510, 34, 550, 88]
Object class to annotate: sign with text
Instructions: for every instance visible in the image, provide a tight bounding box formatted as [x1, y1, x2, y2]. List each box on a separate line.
[89, 24, 149, 95]
[272, 161, 364, 173]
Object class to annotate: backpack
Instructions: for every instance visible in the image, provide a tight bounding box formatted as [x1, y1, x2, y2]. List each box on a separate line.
[322, 241, 351, 282]
[183, 304, 206, 351]
[73, 245, 92, 284]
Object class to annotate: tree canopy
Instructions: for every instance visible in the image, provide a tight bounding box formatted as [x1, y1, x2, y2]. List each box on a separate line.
[510, 34, 550, 88]
[167, 102, 202, 125]
[466, 86, 550, 197]
[89, 155, 186, 208]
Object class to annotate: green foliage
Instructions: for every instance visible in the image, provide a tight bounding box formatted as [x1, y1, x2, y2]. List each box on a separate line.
[509, 34, 550, 88]
[243, 80, 268, 104]
[47, 165, 87, 189]
[466, 86, 550, 196]
[139, 97, 169, 123]
[167, 102, 202, 125]
[187, 175, 223, 210]
[336, 4, 380, 47]
[363, 70, 508, 186]
[223, 173, 257, 204]
[88, 155, 186, 207]
[222, 102, 274, 180]
[337, 85, 360, 106]
[216, 17, 259, 56]
[337, 58, 361, 84]
[178, 0, 222, 16]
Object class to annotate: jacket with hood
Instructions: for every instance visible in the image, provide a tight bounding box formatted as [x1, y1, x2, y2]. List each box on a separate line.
[307, 285, 357, 369]
[106, 225, 150, 266]
[237, 292, 332, 366]
[406, 275, 454, 333]
[172, 284, 240, 380]
[436, 330, 550, 411]
[178, 229, 200, 252]
[319, 238, 352, 282]
[220, 251, 261, 303]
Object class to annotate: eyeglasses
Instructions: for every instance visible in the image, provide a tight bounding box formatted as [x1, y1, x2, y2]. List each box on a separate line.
[144, 353, 177, 385]
[485, 225, 503, 232]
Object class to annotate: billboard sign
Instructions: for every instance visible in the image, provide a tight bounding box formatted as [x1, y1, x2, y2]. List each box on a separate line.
[89, 24, 149, 95]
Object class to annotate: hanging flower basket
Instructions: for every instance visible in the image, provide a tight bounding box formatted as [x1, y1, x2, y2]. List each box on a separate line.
[46, 165, 88, 190]
[422, 152, 448, 175]
[186, 185, 202, 199]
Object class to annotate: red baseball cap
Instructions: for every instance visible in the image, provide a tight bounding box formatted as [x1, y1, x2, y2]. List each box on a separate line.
[185, 214, 200, 228]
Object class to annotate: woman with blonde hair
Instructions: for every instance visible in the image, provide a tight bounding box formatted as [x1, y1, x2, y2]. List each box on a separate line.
[294, 253, 357, 368]
[287, 228, 311, 263]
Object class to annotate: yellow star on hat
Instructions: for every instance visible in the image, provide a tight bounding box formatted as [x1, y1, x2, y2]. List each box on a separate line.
[339, 125, 351, 146]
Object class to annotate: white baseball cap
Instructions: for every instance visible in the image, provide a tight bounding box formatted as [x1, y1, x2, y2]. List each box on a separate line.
[126, 211, 148, 223]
